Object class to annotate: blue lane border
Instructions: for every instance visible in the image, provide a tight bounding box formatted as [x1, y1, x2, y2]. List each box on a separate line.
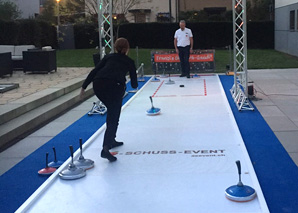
[0, 77, 151, 213]
[2, 76, 298, 212]
[219, 75, 298, 213]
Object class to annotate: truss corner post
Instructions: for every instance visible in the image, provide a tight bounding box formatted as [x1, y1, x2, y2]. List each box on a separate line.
[97, 0, 114, 60]
[231, 0, 254, 111]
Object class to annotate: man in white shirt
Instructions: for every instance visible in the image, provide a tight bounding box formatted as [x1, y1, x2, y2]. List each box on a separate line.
[174, 20, 193, 78]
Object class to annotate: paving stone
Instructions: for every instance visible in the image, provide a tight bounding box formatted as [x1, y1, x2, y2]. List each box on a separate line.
[264, 116, 298, 131]
[0, 136, 52, 158]
[288, 152, 298, 166]
[256, 105, 285, 117]
[275, 131, 298, 153]
[0, 157, 24, 176]
[0, 98, 11, 105]
[2, 93, 24, 99]
[0, 68, 90, 104]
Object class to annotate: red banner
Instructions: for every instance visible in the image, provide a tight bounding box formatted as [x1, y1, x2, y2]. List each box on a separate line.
[154, 53, 214, 63]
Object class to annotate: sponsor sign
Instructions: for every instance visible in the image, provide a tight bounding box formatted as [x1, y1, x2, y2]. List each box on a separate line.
[151, 49, 215, 73]
[154, 53, 214, 63]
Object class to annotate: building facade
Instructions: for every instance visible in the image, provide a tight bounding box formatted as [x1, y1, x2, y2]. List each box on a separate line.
[127, 0, 233, 23]
[125, 0, 178, 23]
[180, 0, 232, 11]
[275, 0, 298, 57]
[9, 0, 243, 24]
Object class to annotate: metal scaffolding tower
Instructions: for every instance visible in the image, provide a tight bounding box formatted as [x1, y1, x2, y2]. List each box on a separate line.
[88, 0, 114, 116]
[97, 0, 114, 59]
[230, 0, 254, 111]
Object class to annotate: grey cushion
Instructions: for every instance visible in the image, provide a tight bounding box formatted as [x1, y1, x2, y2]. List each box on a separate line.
[12, 55, 23, 60]
[0, 45, 14, 54]
[14, 45, 35, 56]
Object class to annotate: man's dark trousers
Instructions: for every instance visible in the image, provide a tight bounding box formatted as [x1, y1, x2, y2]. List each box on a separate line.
[178, 45, 190, 76]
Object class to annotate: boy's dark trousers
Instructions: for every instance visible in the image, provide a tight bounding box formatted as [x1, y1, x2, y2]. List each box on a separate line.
[93, 78, 125, 148]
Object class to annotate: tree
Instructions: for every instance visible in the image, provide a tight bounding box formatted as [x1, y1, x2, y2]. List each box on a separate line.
[38, 0, 86, 24]
[84, 0, 142, 38]
[61, 0, 86, 23]
[179, 11, 208, 22]
[113, 0, 142, 15]
[179, 10, 232, 22]
[65, 0, 85, 14]
[247, 0, 273, 21]
[38, 0, 56, 24]
[85, 0, 141, 16]
[0, 0, 21, 21]
[41, 0, 142, 24]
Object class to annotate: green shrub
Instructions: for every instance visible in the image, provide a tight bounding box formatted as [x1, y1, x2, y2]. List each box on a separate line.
[117, 22, 273, 49]
[0, 19, 57, 47]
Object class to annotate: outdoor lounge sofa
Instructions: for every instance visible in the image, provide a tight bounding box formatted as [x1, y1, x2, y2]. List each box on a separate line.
[23, 49, 57, 73]
[0, 52, 13, 77]
[0, 45, 36, 69]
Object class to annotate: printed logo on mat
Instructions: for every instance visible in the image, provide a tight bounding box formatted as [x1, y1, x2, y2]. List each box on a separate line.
[111, 149, 226, 158]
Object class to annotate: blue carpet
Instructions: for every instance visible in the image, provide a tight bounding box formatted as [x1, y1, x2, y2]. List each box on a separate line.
[0, 77, 151, 213]
[219, 75, 298, 213]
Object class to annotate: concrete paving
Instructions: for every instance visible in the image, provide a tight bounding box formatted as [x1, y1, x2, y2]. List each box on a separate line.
[248, 69, 298, 166]
[0, 68, 95, 175]
[0, 68, 90, 105]
[0, 68, 95, 148]
[0, 95, 98, 176]
[0, 69, 298, 176]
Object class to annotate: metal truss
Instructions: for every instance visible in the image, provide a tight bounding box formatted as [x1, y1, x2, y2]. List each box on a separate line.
[88, 91, 129, 116]
[230, 0, 254, 111]
[90, 0, 114, 115]
[97, 0, 114, 59]
[88, 101, 107, 116]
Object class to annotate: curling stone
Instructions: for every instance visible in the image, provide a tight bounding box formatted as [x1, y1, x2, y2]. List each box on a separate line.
[128, 88, 138, 93]
[138, 77, 145, 82]
[123, 91, 128, 98]
[151, 75, 160, 82]
[225, 160, 256, 202]
[74, 138, 94, 170]
[59, 145, 86, 180]
[48, 147, 64, 168]
[165, 73, 175, 85]
[146, 96, 161, 115]
[38, 152, 57, 175]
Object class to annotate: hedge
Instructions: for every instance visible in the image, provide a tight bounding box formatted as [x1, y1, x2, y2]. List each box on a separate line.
[74, 23, 99, 49]
[117, 21, 274, 49]
[246, 21, 274, 49]
[0, 19, 57, 48]
[0, 20, 273, 49]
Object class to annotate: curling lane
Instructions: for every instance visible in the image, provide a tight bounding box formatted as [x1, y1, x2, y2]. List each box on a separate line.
[152, 78, 207, 98]
[17, 75, 269, 213]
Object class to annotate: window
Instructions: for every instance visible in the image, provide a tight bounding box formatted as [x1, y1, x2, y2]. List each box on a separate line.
[204, 7, 226, 16]
[297, 10, 298, 30]
[129, 9, 151, 23]
[135, 13, 146, 23]
[157, 13, 171, 22]
[290, 10, 295, 30]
